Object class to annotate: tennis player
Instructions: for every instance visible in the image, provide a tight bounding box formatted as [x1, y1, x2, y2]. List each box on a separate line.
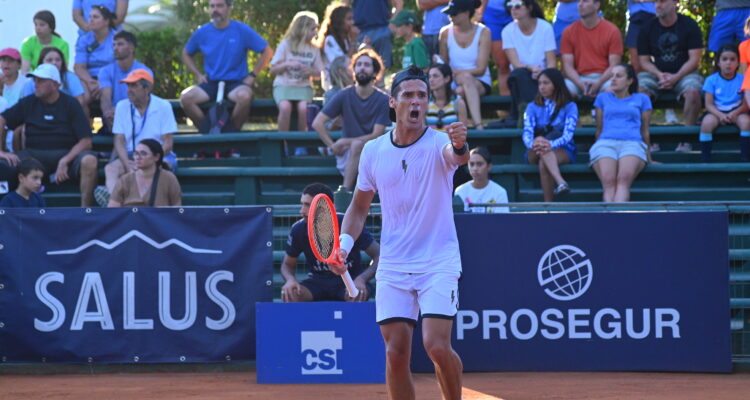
[332, 65, 469, 400]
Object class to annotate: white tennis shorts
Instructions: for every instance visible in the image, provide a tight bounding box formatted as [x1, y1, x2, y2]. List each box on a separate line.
[375, 269, 460, 324]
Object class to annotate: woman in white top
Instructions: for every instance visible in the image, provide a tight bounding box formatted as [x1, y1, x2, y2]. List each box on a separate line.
[439, 0, 491, 130]
[316, 2, 358, 90]
[502, 0, 557, 121]
[455, 147, 509, 213]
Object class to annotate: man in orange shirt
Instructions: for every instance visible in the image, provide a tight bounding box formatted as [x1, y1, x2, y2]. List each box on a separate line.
[560, 0, 623, 98]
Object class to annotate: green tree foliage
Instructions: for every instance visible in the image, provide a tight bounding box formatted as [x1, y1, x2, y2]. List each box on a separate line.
[139, 0, 721, 98]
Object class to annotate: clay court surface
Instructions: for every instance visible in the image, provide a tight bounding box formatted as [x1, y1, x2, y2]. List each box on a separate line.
[2, 370, 748, 399]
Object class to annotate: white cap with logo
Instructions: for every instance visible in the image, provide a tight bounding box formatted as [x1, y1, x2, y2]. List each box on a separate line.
[26, 64, 61, 85]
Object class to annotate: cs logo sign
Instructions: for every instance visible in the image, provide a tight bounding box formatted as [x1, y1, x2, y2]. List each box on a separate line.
[300, 331, 343, 375]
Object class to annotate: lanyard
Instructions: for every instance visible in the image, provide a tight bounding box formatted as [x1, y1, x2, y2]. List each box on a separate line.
[130, 97, 150, 152]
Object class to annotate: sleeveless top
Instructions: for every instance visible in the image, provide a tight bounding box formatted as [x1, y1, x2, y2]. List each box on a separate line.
[426, 96, 460, 129]
[447, 23, 491, 87]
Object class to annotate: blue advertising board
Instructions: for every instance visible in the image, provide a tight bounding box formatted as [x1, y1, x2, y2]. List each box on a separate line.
[0, 207, 273, 363]
[412, 212, 730, 372]
[256, 302, 385, 383]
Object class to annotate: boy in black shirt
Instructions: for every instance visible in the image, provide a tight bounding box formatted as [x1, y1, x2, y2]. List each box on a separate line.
[0, 158, 46, 208]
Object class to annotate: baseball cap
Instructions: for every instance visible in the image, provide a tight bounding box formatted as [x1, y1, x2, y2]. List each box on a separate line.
[119, 69, 154, 84]
[389, 65, 430, 122]
[441, 0, 480, 16]
[0, 48, 21, 61]
[390, 9, 418, 26]
[26, 64, 61, 85]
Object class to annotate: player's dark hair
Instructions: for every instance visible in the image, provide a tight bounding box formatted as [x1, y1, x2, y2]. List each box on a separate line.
[469, 147, 492, 164]
[114, 30, 137, 48]
[17, 157, 45, 176]
[303, 182, 334, 202]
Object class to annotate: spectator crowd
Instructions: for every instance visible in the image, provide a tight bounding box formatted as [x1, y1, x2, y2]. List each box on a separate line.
[2, 0, 750, 207]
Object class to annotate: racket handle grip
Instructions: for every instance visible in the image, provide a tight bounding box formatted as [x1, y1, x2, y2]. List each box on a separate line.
[342, 271, 359, 298]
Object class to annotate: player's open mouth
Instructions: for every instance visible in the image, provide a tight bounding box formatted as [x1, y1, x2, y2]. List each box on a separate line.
[409, 110, 420, 120]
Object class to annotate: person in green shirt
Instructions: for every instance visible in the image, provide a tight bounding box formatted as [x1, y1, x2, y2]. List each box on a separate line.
[391, 9, 430, 70]
[20, 10, 70, 75]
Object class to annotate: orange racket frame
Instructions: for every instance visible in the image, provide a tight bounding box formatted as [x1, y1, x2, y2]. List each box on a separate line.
[307, 194, 359, 298]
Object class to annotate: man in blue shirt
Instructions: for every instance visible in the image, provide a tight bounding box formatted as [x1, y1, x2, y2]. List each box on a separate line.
[280, 183, 379, 302]
[344, 0, 402, 68]
[98, 31, 153, 131]
[179, 0, 274, 131]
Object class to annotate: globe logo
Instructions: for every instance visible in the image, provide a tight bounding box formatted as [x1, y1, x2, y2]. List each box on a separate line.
[537, 245, 593, 301]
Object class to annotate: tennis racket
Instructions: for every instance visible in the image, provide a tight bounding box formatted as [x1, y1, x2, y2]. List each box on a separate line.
[307, 193, 359, 298]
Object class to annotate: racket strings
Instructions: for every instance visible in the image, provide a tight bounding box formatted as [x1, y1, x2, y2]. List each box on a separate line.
[312, 200, 335, 259]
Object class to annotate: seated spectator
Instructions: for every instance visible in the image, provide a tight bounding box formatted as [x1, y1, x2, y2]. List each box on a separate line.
[98, 31, 153, 132]
[180, 0, 274, 132]
[312, 49, 390, 191]
[427, 63, 468, 129]
[73, 5, 118, 105]
[0, 158, 46, 208]
[560, 0, 622, 99]
[637, 0, 702, 128]
[553, 0, 579, 52]
[0, 48, 29, 108]
[316, 2, 358, 91]
[523, 68, 578, 201]
[22, 47, 85, 108]
[454, 147, 509, 213]
[0, 48, 30, 152]
[347, 0, 400, 68]
[439, 0, 491, 129]
[323, 56, 353, 132]
[625, 0, 655, 73]
[0, 64, 97, 207]
[280, 182, 379, 302]
[590, 63, 653, 202]
[270, 11, 324, 133]
[417, 0, 450, 63]
[502, 0, 556, 123]
[20, 10, 70, 75]
[391, 9, 430, 70]
[700, 44, 749, 163]
[96, 69, 177, 207]
[73, 0, 128, 34]
[479, 0, 513, 95]
[324, 56, 354, 105]
[108, 139, 181, 207]
[708, 1, 750, 55]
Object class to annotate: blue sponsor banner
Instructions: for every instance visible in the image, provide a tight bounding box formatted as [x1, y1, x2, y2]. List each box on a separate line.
[256, 302, 385, 383]
[0, 207, 273, 363]
[412, 212, 731, 372]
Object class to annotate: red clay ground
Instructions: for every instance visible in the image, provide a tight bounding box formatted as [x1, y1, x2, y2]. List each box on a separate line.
[2, 371, 748, 399]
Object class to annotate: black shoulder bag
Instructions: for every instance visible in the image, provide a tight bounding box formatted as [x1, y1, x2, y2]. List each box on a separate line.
[533, 105, 564, 141]
[148, 167, 161, 207]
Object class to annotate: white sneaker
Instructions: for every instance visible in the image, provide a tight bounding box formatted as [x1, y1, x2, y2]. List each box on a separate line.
[665, 108, 679, 124]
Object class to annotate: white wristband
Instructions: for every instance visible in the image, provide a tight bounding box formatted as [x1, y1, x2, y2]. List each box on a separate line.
[339, 233, 354, 254]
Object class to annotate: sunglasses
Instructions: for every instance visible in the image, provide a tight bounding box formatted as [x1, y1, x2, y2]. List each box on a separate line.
[507, 1, 525, 9]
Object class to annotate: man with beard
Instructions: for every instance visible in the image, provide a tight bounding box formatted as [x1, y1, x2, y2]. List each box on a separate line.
[312, 49, 391, 191]
[331, 65, 469, 400]
[97, 31, 153, 131]
[179, 0, 274, 131]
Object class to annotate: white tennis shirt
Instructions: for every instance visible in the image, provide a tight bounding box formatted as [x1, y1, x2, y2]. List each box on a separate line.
[357, 127, 463, 273]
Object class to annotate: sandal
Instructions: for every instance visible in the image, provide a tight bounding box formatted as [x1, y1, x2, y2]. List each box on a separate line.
[553, 182, 570, 197]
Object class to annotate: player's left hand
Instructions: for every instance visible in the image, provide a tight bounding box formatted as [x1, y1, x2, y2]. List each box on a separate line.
[446, 122, 467, 149]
